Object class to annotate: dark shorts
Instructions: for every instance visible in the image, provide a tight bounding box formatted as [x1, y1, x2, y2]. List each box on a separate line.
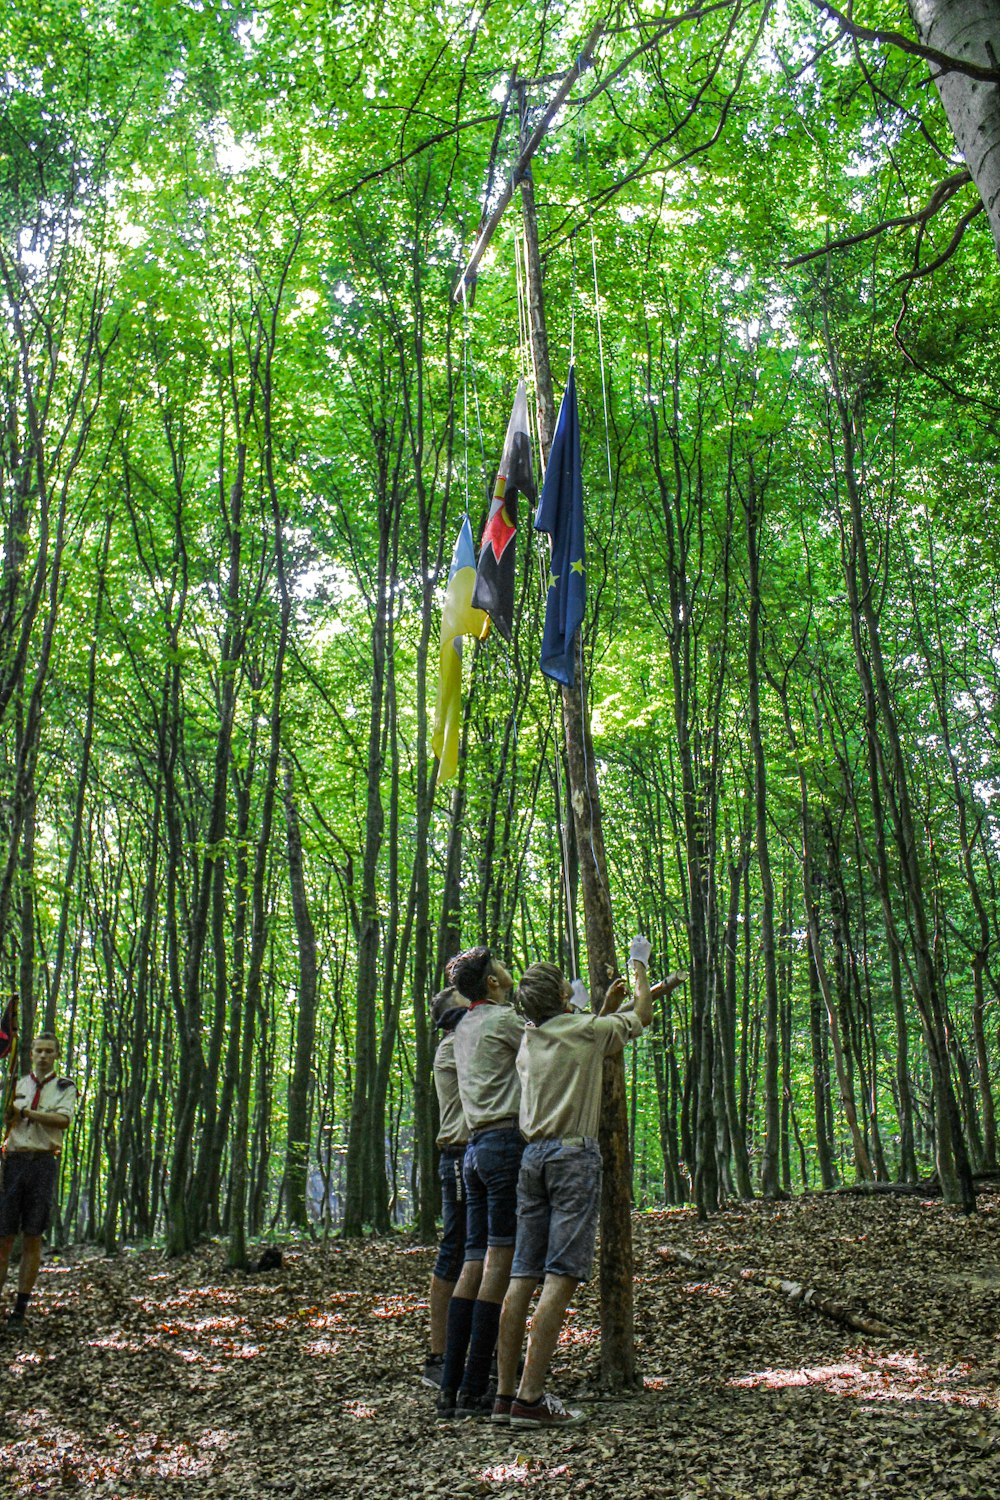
[510, 1137, 602, 1283]
[0, 1153, 59, 1238]
[433, 1145, 467, 1281]
[463, 1127, 524, 1260]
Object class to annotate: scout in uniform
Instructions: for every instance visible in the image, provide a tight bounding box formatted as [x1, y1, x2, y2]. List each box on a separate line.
[422, 985, 471, 1388]
[0, 1031, 78, 1328]
[437, 946, 524, 1420]
[492, 943, 685, 1427]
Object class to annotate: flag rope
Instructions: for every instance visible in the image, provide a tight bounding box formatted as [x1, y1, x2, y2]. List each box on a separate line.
[459, 280, 489, 513]
[461, 282, 471, 521]
[576, 107, 617, 926]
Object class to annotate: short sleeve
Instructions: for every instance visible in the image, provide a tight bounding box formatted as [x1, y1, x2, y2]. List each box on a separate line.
[501, 1007, 525, 1051]
[594, 1010, 645, 1057]
[51, 1081, 78, 1122]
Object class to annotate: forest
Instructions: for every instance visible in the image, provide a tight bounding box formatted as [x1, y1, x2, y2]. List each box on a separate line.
[3, 0, 1000, 1273]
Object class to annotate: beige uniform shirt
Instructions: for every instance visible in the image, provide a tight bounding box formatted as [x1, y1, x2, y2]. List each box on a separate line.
[452, 1001, 524, 1133]
[517, 1010, 645, 1142]
[433, 1032, 469, 1149]
[6, 1072, 78, 1154]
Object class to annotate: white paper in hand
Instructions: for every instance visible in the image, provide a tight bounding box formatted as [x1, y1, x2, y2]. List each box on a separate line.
[569, 979, 589, 1011]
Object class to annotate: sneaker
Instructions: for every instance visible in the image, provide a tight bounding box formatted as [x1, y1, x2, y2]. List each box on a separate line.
[435, 1387, 457, 1421]
[491, 1395, 514, 1425]
[510, 1392, 586, 1429]
[455, 1389, 494, 1421]
[421, 1354, 445, 1389]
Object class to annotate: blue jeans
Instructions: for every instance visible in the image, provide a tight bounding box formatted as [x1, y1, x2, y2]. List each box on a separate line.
[433, 1146, 467, 1281]
[510, 1137, 602, 1282]
[463, 1128, 524, 1259]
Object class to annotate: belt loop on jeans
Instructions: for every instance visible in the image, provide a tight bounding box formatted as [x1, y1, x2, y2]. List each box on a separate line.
[469, 1116, 518, 1140]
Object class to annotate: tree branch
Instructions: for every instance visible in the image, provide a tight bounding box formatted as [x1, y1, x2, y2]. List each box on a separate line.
[783, 169, 972, 267]
[810, 0, 1000, 83]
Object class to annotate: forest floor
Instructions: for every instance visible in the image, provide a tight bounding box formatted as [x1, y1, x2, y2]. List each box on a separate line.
[1, 1191, 998, 1499]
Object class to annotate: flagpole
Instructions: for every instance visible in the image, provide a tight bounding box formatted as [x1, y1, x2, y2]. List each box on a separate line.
[453, 24, 603, 304]
[517, 97, 640, 1397]
[0, 991, 19, 1193]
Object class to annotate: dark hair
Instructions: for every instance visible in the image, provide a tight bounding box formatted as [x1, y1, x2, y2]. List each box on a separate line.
[431, 986, 458, 1027]
[516, 963, 566, 1025]
[446, 946, 494, 1002]
[32, 1031, 60, 1050]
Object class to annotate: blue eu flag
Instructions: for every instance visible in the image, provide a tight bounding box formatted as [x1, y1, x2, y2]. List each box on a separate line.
[535, 365, 585, 685]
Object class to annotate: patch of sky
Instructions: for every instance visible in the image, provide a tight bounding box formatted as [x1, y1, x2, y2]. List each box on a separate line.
[235, 12, 268, 54]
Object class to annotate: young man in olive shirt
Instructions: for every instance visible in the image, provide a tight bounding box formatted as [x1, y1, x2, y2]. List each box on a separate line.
[493, 949, 684, 1427]
[437, 945, 524, 1419]
[422, 985, 471, 1387]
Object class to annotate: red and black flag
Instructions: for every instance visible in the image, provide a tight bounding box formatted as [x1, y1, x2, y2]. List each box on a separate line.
[0, 994, 15, 1060]
[472, 379, 535, 641]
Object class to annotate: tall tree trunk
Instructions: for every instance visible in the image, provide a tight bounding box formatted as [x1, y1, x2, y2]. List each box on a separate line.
[832, 390, 974, 1209]
[745, 466, 782, 1197]
[283, 758, 318, 1229]
[907, 0, 1000, 260]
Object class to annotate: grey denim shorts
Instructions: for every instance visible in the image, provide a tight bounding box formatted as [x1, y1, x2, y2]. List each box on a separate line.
[510, 1136, 602, 1282]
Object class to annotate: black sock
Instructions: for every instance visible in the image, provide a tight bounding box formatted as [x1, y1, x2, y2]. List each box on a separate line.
[460, 1299, 502, 1399]
[440, 1296, 476, 1394]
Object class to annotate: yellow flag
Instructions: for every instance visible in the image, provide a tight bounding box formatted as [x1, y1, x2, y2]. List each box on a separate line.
[431, 517, 487, 781]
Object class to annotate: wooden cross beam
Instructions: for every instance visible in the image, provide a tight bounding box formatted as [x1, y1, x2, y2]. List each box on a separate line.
[452, 22, 604, 303]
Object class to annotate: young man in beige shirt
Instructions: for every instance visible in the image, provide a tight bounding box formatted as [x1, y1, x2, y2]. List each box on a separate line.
[437, 945, 524, 1420]
[493, 947, 683, 1427]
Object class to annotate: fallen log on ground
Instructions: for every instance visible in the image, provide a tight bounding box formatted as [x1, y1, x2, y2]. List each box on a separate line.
[835, 1172, 1000, 1199]
[740, 1268, 892, 1337]
[656, 1245, 892, 1337]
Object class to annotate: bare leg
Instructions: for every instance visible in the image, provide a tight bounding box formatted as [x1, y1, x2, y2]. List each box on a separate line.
[516, 1273, 579, 1404]
[0, 1236, 13, 1295]
[477, 1244, 514, 1304]
[452, 1258, 484, 1300]
[428, 1274, 456, 1354]
[497, 1277, 535, 1395]
[17, 1237, 42, 1296]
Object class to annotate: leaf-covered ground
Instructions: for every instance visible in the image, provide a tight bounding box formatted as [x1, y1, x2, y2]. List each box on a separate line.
[1, 1192, 998, 1498]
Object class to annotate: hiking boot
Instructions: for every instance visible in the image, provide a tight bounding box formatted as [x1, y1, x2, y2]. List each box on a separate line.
[510, 1392, 586, 1429]
[491, 1394, 514, 1425]
[435, 1387, 457, 1421]
[455, 1388, 494, 1421]
[421, 1354, 445, 1389]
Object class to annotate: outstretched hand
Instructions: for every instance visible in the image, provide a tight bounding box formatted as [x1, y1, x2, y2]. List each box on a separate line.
[600, 977, 628, 1016]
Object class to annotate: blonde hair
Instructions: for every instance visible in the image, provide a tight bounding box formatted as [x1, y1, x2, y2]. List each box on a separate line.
[516, 963, 565, 1025]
